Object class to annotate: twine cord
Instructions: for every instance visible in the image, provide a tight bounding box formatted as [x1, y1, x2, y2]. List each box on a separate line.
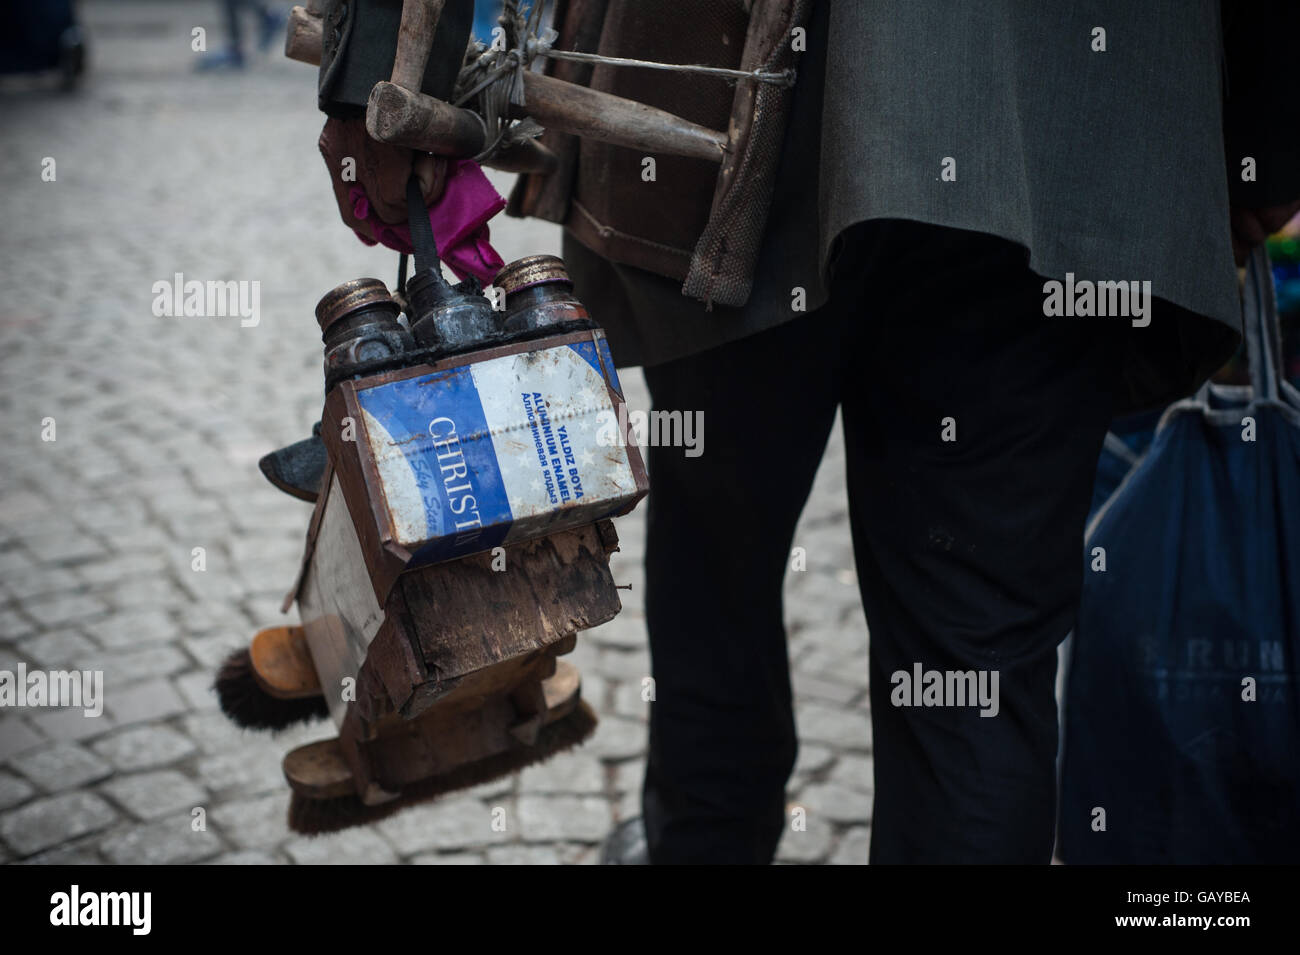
[541, 48, 795, 86]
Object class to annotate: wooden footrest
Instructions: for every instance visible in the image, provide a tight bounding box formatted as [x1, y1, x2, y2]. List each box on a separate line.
[283, 661, 585, 801]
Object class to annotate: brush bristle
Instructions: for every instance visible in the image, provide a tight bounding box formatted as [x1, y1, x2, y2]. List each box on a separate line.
[287, 700, 599, 835]
[214, 647, 330, 731]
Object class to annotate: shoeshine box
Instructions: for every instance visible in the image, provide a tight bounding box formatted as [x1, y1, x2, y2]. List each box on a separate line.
[313, 328, 648, 605]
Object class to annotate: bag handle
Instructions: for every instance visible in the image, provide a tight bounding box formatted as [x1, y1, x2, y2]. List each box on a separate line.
[1242, 245, 1283, 402]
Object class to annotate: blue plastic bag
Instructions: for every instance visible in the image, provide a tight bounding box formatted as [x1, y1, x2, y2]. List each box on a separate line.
[1060, 249, 1300, 863]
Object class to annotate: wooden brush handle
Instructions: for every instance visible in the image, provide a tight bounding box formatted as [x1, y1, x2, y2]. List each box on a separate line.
[285, 5, 323, 65]
[392, 0, 446, 90]
[515, 72, 728, 163]
[369, 74, 728, 164]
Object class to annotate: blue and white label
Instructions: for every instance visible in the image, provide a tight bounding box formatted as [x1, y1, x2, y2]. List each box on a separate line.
[355, 339, 639, 564]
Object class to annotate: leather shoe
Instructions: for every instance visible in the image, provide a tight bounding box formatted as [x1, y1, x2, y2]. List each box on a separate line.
[259, 423, 326, 503]
[600, 817, 649, 865]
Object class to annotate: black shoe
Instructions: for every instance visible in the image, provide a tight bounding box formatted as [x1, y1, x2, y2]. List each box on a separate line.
[600, 817, 649, 865]
[259, 423, 326, 503]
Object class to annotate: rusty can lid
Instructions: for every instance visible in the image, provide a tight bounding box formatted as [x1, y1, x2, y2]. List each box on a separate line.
[494, 255, 571, 295]
[315, 278, 395, 333]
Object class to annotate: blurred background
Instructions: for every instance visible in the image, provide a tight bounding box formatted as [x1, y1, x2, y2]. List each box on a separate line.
[0, 0, 872, 864]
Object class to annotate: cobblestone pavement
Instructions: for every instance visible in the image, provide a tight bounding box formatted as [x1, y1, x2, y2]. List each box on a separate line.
[0, 0, 870, 864]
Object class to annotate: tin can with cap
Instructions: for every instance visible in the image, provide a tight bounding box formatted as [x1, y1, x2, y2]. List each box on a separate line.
[405, 270, 499, 354]
[495, 254, 592, 335]
[315, 278, 413, 385]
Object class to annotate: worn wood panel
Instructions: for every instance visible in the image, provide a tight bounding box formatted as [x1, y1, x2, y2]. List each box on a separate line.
[400, 522, 620, 690]
[297, 474, 387, 729]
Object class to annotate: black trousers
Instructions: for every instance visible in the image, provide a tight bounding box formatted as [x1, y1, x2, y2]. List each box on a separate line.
[640, 220, 1123, 864]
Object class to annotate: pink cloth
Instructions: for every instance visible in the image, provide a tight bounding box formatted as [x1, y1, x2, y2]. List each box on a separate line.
[349, 159, 507, 285]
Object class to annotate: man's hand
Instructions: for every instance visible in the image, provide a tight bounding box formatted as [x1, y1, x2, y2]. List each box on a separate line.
[1230, 198, 1300, 266]
[319, 116, 446, 241]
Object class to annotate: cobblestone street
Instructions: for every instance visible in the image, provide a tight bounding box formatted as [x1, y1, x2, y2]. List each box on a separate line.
[0, 0, 871, 864]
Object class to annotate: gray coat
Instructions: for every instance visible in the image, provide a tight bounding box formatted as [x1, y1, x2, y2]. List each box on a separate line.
[564, 0, 1297, 411]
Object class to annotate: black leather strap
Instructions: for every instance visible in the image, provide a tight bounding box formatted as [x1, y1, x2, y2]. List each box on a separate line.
[407, 172, 440, 274]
